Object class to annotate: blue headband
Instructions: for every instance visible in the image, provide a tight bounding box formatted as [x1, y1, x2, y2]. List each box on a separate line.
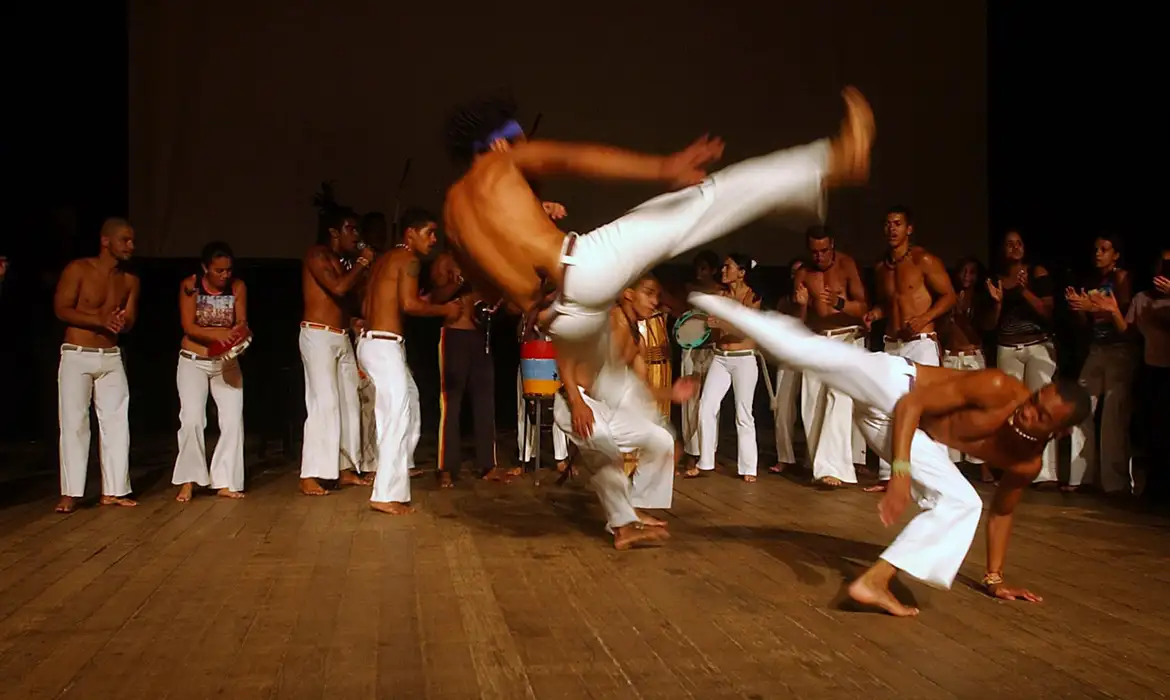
[473, 119, 524, 153]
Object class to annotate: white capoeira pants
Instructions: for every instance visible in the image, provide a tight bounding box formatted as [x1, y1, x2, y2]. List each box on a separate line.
[681, 346, 715, 456]
[173, 352, 245, 492]
[941, 350, 985, 465]
[516, 367, 568, 462]
[772, 365, 802, 465]
[1070, 343, 1138, 493]
[688, 294, 983, 589]
[357, 333, 420, 504]
[58, 344, 132, 498]
[357, 364, 379, 473]
[996, 340, 1058, 482]
[554, 365, 676, 530]
[801, 328, 868, 483]
[298, 324, 361, 479]
[697, 350, 759, 476]
[877, 334, 942, 481]
[549, 139, 829, 357]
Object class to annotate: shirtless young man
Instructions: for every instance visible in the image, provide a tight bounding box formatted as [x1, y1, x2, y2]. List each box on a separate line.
[52, 218, 141, 513]
[429, 250, 511, 486]
[863, 205, 957, 491]
[440, 87, 874, 377]
[689, 292, 1091, 617]
[299, 207, 375, 496]
[357, 208, 460, 515]
[555, 275, 697, 549]
[795, 226, 868, 487]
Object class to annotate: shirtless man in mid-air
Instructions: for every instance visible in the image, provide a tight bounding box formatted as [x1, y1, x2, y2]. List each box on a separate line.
[357, 208, 460, 514]
[863, 205, 956, 491]
[440, 87, 875, 377]
[53, 218, 141, 513]
[689, 293, 1092, 617]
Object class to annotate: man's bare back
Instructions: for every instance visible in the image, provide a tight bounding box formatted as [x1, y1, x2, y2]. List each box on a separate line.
[302, 244, 370, 328]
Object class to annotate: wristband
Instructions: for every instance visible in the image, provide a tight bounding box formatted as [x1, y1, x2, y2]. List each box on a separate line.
[981, 572, 1004, 589]
[834, 297, 845, 311]
[891, 459, 912, 477]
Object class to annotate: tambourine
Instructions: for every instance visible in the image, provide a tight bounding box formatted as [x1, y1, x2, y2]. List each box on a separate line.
[673, 310, 711, 349]
[208, 328, 253, 361]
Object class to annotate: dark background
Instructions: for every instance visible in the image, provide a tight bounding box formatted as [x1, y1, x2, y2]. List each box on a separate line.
[1, 4, 1162, 470]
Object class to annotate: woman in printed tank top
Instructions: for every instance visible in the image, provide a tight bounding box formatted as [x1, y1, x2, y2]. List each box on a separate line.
[173, 241, 249, 502]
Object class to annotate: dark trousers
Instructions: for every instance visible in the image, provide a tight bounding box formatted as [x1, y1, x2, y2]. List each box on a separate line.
[438, 327, 495, 478]
[1136, 364, 1170, 504]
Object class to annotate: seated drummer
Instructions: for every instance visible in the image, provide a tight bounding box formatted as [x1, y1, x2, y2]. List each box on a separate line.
[430, 251, 509, 485]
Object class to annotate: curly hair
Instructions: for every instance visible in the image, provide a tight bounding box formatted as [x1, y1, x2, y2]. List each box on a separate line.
[444, 92, 519, 165]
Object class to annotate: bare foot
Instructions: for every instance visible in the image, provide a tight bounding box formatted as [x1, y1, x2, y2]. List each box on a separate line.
[300, 478, 329, 496]
[847, 577, 919, 618]
[636, 510, 669, 528]
[408, 468, 424, 479]
[176, 483, 195, 502]
[100, 496, 138, 508]
[370, 501, 415, 515]
[683, 466, 703, 479]
[481, 467, 515, 483]
[507, 466, 523, 477]
[55, 496, 76, 514]
[742, 475, 757, 483]
[613, 523, 670, 550]
[438, 472, 455, 489]
[768, 463, 787, 474]
[826, 86, 875, 186]
[339, 471, 372, 487]
[818, 477, 843, 488]
[216, 488, 245, 499]
[863, 482, 888, 493]
[554, 461, 568, 473]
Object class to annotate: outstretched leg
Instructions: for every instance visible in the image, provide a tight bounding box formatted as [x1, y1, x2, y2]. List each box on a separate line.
[689, 293, 910, 415]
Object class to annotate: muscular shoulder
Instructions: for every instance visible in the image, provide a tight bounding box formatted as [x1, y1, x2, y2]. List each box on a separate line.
[63, 258, 95, 276]
[910, 246, 942, 268]
[966, 368, 1026, 402]
[836, 252, 859, 272]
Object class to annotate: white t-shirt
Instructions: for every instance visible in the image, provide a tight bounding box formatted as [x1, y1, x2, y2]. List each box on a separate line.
[1125, 291, 1170, 367]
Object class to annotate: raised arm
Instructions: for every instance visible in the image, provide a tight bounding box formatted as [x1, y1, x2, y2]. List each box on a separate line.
[400, 258, 458, 318]
[510, 135, 723, 188]
[307, 247, 367, 298]
[54, 262, 107, 331]
[179, 277, 233, 345]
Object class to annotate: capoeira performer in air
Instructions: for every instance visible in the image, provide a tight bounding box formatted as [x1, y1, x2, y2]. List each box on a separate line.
[688, 293, 1092, 616]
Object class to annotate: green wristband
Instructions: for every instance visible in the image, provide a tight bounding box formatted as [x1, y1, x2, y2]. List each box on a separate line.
[891, 459, 912, 477]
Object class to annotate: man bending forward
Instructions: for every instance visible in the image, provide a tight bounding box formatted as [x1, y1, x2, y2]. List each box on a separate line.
[689, 293, 1090, 617]
[441, 88, 874, 369]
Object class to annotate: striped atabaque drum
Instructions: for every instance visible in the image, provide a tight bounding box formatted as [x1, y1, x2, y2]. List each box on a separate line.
[520, 339, 561, 398]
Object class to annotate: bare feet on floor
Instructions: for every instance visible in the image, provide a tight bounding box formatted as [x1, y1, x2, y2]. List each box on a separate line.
[370, 501, 415, 515]
[55, 496, 76, 514]
[818, 477, 843, 488]
[847, 566, 919, 618]
[768, 463, 787, 474]
[826, 86, 876, 186]
[863, 482, 887, 493]
[742, 475, 757, 483]
[438, 472, 455, 489]
[636, 510, 669, 528]
[100, 495, 138, 508]
[217, 488, 245, 499]
[613, 523, 670, 550]
[176, 483, 195, 502]
[481, 467, 515, 483]
[340, 471, 373, 487]
[300, 478, 328, 496]
[683, 466, 703, 479]
[507, 466, 523, 477]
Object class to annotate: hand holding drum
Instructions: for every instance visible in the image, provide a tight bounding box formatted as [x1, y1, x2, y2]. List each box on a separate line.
[208, 325, 253, 360]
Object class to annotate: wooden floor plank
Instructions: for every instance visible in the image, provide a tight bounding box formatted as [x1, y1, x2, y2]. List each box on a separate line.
[0, 451, 1168, 700]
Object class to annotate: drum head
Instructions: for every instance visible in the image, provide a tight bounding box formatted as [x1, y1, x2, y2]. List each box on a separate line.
[673, 310, 711, 349]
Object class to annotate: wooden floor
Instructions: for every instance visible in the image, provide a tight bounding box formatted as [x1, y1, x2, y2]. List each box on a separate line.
[1, 454, 1169, 700]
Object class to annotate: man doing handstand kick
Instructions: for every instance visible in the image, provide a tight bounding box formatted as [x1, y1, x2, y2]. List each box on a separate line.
[689, 293, 1091, 617]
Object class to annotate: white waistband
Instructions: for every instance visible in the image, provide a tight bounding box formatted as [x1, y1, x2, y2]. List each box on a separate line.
[61, 344, 120, 355]
[361, 330, 404, 343]
[300, 322, 346, 334]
